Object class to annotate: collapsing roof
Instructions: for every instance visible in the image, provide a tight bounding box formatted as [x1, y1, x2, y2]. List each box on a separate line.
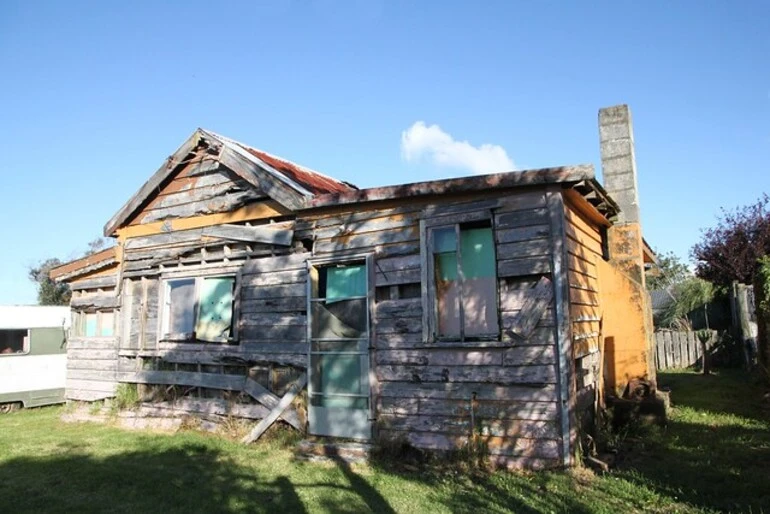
[102, 129, 359, 237]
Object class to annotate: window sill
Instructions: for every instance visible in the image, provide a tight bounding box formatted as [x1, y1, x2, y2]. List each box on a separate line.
[158, 334, 238, 345]
[427, 339, 513, 349]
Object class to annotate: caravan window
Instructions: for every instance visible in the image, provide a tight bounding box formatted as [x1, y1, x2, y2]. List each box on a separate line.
[0, 329, 29, 355]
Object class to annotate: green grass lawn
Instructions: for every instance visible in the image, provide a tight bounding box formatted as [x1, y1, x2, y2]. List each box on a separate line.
[1, 370, 768, 513]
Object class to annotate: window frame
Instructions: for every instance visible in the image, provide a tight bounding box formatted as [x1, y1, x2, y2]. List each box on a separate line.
[0, 329, 30, 356]
[159, 273, 240, 344]
[421, 210, 501, 343]
[72, 311, 116, 339]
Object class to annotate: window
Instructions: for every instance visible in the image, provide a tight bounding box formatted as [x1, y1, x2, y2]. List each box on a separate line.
[74, 311, 115, 338]
[161, 275, 236, 342]
[426, 219, 499, 341]
[0, 329, 28, 355]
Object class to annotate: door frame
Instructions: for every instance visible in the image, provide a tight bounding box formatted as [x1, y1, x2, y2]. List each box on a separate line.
[306, 253, 375, 440]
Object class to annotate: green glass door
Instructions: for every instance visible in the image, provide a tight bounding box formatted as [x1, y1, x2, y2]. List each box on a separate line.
[307, 260, 371, 440]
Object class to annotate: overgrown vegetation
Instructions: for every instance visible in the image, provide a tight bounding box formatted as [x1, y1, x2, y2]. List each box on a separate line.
[1, 371, 768, 513]
[755, 256, 770, 373]
[658, 277, 715, 329]
[113, 383, 140, 411]
[645, 250, 690, 291]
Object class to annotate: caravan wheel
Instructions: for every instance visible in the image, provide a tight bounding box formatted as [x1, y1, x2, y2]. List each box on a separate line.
[0, 403, 21, 414]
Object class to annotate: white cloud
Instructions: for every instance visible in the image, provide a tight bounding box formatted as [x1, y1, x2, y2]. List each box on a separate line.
[400, 121, 515, 175]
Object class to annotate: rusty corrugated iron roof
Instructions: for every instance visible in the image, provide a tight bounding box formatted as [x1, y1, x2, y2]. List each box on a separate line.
[236, 143, 357, 196]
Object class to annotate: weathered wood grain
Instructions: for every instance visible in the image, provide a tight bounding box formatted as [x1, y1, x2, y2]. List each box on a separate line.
[71, 295, 121, 310]
[70, 275, 118, 291]
[143, 399, 270, 420]
[201, 224, 293, 246]
[378, 414, 559, 439]
[507, 276, 554, 338]
[376, 364, 557, 384]
[497, 256, 552, 277]
[118, 370, 247, 391]
[240, 270, 307, 287]
[66, 388, 115, 401]
[377, 396, 558, 420]
[239, 296, 308, 315]
[240, 283, 306, 300]
[376, 349, 503, 366]
[241, 253, 310, 275]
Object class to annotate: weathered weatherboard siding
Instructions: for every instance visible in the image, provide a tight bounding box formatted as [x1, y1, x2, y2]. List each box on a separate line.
[563, 199, 604, 414]
[303, 189, 564, 469]
[66, 270, 121, 401]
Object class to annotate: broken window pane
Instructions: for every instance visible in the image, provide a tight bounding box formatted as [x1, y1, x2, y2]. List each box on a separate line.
[431, 222, 499, 340]
[461, 227, 498, 336]
[196, 277, 234, 341]
[433, 227, 460, 337]
[167, 278, 195, 335]
[311, 298, 367, 339]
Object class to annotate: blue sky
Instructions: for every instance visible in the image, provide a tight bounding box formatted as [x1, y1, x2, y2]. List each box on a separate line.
[0, 1, 768, 304]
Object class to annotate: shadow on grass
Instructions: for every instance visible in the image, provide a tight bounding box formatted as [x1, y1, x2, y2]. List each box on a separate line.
[0, 443, 307, 514]
[615, 370, 770, 513]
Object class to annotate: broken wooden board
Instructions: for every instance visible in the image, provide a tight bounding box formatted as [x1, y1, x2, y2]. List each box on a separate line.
[506, 276, 554, 339]
[242, 373, 307, 444]
[201, 223, 293, 246]
[243, 377, 302, 430]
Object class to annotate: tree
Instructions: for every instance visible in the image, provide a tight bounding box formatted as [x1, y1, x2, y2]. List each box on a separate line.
[28, 237, 110, 306]
[659, 277, 715, 329]
[86, 237, 107, 256]
[692, 194, 770, 287]
[646, 250, 690, 290]
[28, 258, 71, 305]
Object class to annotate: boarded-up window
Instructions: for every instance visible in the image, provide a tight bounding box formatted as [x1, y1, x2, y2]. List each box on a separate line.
[430, 221, 499, 340]
[162, 275, 236, 342]
[167, 279, 195, 334]
[196, 277, 235, 341]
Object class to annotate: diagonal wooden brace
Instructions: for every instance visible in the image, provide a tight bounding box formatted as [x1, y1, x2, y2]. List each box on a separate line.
[242, 373, 307, 444]
[243, 377, 302, 431]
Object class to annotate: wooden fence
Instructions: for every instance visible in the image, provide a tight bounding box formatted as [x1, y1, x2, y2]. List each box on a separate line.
[654, 330, 717, 370]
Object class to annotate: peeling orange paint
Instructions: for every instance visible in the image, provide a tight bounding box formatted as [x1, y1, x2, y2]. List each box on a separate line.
[597, 258, 655, 393]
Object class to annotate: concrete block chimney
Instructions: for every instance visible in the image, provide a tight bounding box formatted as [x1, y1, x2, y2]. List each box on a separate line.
[599, 104, 641, 224]
[599, 104, 646, 286]
[598, 104, 657, 389]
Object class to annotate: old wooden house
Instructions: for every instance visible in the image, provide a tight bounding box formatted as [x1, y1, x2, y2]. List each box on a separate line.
[51, 104, 656, 469]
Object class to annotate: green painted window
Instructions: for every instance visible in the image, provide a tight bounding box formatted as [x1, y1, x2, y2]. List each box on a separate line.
[431, 222, 499, 340]
[325, 265, 367, 301]
[196, 277, 235, 341]
[162, 275, 236, 343]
